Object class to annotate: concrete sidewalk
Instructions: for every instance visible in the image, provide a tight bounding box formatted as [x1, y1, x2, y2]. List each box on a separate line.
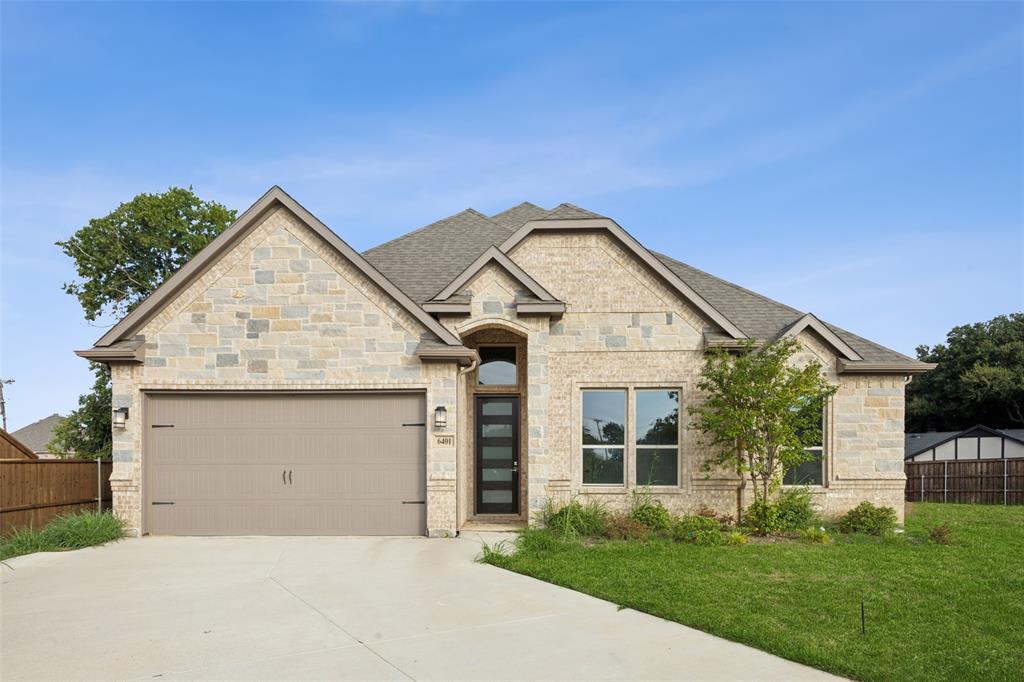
[1, 534, 841, 681]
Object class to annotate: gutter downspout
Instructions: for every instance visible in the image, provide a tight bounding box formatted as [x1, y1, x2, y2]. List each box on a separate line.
[454, 358, 479, 534]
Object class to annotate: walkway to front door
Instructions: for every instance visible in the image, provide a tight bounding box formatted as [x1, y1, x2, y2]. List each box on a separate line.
[475, 396, 519, 514]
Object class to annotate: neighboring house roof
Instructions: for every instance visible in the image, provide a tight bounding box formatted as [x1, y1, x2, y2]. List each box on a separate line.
[905, 425, 1024, 459]
[10, 413, 64, 454]
[1, 429, 38, 459]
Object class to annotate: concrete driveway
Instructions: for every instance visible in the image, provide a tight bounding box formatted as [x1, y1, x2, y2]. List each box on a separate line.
[1, 534, 839, 681]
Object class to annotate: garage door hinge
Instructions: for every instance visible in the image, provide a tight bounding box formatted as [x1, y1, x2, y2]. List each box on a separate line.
[402, 500, 426, 505]
[402, 422, 426, 427]
[151, 424, 175, 429]
[151, 501, 175, 505]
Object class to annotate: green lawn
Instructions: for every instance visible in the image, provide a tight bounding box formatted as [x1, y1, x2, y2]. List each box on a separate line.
[482, 503, 1024, 682]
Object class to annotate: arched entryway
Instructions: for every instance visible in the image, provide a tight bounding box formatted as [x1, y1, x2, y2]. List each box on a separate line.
[459, 323, 529, 526]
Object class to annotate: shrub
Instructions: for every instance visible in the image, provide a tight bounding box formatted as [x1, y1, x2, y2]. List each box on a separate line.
[673, 515, 722, 544]
[928, 521, 953, 545]
[724, 530, 748, 546]
[742, 498, 781, 535]
[775, 488, 815, 532]
[544, 498, 607, 538]
[631, 502, 672, 532]
[0, 511, 124, 561]
[798, 527, 832, 544]
[838, 501, 898, 536]
[604, 514, 650, 541]
[695, 504, 733, 526]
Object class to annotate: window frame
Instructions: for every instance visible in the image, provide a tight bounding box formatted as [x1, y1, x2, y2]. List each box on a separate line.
[578, 386, 683, 490]
[782, 399, 828, 488]
[581, 389, 627, 487]
[634, 389, 680, 487]
[475, 343, 519, 388]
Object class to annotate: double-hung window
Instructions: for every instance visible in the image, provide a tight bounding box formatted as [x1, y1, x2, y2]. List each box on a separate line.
[783, 396, 826, 486]
[635, 390, 679, 486]
[581, 390, 626, 485]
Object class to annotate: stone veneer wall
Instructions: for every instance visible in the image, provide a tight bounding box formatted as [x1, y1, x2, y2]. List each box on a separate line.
[109, 206, 459, 537]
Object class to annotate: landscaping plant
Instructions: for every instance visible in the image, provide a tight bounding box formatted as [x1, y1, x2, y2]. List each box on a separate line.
[774, 487, 816, 531]
[688, 338, 836, 525]
[630, 501, 672, 532]
[603, 514, 650, 541]
[928, 521, 953, 545]
[1, 511, 124, 560]
[672, 514, 723, 545]
[543, 498, 607, 538]
[837, 501, 898, 536]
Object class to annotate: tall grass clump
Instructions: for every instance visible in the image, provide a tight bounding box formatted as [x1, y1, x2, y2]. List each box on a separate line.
[1, 511, 124, 560]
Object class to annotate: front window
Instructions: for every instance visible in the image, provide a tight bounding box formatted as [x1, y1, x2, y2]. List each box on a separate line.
[477, 346, 517, 386]
[635, 390, 679, 486]
[784, 396, 825, 486]
[582, 390, 625, 485]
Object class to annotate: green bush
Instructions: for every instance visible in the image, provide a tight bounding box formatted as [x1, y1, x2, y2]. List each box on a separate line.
[604, 514, 650, 541]
[1, 511, 124, 560]
[742, 498, 781, 535]
[775, 488, 815, 532]
[673, 514, 722, 543]
[631, 502, 672, 531]
[928, 521, 953, 545]
[544, 498, 607, 538]
[724, 530, 748, 546]
[798, 527, 832, 544]
[838, 501, 898, 536]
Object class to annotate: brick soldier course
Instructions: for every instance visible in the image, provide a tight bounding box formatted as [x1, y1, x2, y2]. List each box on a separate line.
[79, 186, 933, 537]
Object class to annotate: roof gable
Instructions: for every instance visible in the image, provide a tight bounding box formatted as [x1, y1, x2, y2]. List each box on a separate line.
[780, 313, 862, 362]
[86, 186, 462, 353]
[905, 425, 1024, 459]
[432, 246, 559, 303]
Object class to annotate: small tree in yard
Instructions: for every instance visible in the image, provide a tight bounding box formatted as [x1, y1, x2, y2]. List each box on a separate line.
[688, 338, 836, 528]
[50, 188, 236, 459]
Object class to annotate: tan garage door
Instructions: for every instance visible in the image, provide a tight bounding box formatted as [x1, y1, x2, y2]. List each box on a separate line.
[145, 392, 426, 536]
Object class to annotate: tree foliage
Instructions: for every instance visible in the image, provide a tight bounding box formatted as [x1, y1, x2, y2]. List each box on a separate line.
[57, 186, 236, 321]
[54, 188, 235, 458]
[907, 313, 1024, 430]
[47, 364, 112, 459]
[688, 338, 837, 522]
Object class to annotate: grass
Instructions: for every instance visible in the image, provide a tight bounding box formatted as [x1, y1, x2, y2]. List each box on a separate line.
[1, 511, 124, 561]
[481, 503, 1024, 682]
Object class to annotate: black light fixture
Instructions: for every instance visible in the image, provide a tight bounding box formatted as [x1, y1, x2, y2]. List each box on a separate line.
[434, 406, 447, 429]
[112, 407, 129, 430]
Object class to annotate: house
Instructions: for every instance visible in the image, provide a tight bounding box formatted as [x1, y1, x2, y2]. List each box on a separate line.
[905, 425, 1024, 462]
[10, 414, 66, 459]
[76, 186, 934, 537]
[1, 429, 38, 459]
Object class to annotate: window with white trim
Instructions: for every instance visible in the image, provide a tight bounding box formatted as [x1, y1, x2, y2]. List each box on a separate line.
[581, 390, 625, 485]
[635, 390, 679, 486]
[783, 396, 826, 486]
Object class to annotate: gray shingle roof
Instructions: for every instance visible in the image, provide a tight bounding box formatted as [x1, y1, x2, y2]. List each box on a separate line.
[905, 431, 959, 457]
[362, 202, 917, 365]
[11, 414, 64, 453]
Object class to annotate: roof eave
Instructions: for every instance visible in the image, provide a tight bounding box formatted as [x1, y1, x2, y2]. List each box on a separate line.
[838, 360, 937, 375]
[414, 344, 479, 366]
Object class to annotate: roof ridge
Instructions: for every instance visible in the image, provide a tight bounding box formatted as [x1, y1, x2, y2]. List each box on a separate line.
[490, 201, 543, 218]
[364, 208, 481, 255]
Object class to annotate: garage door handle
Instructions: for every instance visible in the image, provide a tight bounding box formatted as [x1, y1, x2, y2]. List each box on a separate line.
[288, 470, 293, 485]
[282, 470, 286, 484]
[402, 500, 425, 505]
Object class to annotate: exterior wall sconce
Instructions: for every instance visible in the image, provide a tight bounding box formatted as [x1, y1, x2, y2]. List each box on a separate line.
[112, 407, 129, 430]
[433, 406, 447, 429]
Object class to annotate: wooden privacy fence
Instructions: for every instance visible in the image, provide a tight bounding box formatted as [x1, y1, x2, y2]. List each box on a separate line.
[0, 459, 112, 535]
[905, 459, 1024, 505]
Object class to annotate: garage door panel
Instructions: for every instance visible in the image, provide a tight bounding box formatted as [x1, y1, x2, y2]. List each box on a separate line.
[146, 393, 426, 536]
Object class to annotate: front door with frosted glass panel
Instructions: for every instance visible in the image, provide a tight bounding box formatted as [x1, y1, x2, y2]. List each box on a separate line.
[475, 396, 519, 514]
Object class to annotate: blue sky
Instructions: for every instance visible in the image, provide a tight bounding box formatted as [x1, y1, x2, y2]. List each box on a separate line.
[1, 1, 1022, 431]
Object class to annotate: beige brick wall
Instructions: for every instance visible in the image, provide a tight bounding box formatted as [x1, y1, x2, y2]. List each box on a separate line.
[109, 206, 459, 537]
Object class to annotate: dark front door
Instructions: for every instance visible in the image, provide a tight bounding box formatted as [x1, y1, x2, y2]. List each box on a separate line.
[475, 396, 519, 514]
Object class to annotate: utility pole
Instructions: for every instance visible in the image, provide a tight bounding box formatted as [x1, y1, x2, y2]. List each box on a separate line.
[0, 378, 14, 431]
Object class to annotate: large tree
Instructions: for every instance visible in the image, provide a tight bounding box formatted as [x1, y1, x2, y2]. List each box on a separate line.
[907, 313, 1024, 431]
[688, 338, 836, 526]
[50, 188, 236, 459]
